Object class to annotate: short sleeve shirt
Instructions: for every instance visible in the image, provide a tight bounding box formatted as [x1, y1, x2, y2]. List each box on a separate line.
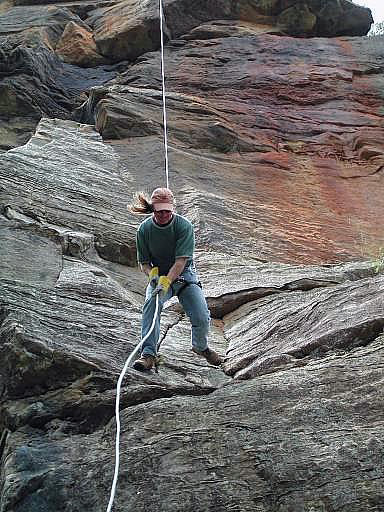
[136, 214, 195, 275]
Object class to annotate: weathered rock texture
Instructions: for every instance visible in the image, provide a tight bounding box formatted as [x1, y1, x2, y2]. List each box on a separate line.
[87, 0, 373, 62]
[1, 0, 384, 511]
[0, 5, 118, 150]
[78, 31, 384, 264]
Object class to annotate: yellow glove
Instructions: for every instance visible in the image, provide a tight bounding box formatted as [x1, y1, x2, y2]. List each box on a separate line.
[152, 275, 171, 296]
[148, 267, 159, 287]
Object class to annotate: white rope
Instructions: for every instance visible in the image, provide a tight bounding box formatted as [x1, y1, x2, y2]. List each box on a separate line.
[106, 3, 170, 509]
[159, 0, 169, 188]
[106, 294, 160, 512]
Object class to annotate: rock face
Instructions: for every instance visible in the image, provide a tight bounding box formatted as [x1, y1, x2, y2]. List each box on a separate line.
[78, 31, 384, 264]
[1, 0, 384, 511]
[87, 0, 373, 62]
[0, 5, 119, 151]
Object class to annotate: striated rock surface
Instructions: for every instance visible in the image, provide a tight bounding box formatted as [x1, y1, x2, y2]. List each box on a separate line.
[78, 30, 384, 264]
[1, 117, 384, 512]
[0, 118, 138, 265]
[87, 0, 373, 62]
[0, 5, 88, 41]
[1, 0, 384, 511]
[223, 274, 384, 379]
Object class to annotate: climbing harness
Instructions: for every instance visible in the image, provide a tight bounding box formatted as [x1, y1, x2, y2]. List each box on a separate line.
[105, 2, 170, 510]
[172, 276, 202, 298]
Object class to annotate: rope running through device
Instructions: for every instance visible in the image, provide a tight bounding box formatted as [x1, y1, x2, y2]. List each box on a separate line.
[105, 1, 170, 510]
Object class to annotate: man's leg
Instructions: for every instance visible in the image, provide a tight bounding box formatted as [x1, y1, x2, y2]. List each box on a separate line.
[177, 282, 210, 351]
[178, 283, 221, 366]
[141, 284, 172, 356]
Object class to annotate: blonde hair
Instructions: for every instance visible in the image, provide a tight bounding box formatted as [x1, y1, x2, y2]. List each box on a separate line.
[129, 192, 153, 214]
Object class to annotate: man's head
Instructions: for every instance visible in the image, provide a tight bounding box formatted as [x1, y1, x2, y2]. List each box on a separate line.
[151, 187, 175, 224]
[151, 188, 174, 211]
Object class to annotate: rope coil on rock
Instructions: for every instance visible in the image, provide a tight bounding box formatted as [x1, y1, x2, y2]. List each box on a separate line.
[106, 1, 170, 510]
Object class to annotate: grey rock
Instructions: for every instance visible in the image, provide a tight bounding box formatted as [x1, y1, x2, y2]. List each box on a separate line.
[0, 1, 383, 509]
[0, 117, 39, 152]
[0, 118, 138, 265]
[0, 5, 81, 35]
[5, 205, 95, 259]
[183, 19, 284, 40]
[2, 337, 383, 511]
[0, 251, 228, 406]
[76, 85, 271, 153]
[196, 252, 378, 317]
[13, 0, 117, 20]
[0, 216, 62, 287]
[0, 8, 117, 151]
[0, 200, 229, 427]
[223, 274, 384, 379]
[314, 0, 374, 37]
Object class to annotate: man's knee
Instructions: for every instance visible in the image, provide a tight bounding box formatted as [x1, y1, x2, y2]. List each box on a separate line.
[190, 309, 210, 328]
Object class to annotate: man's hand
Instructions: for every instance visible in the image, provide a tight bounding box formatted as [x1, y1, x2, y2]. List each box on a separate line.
[148, 266, 159, 287]
[152, 275, 171, 296]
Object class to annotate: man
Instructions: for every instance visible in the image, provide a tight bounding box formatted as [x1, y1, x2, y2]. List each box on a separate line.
[130, 187, 222, 371]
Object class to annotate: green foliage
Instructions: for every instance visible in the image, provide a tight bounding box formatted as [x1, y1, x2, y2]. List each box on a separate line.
[356, 230, 384, 274]
[369, 21, 384, 36]
[373, 247, 384, 274]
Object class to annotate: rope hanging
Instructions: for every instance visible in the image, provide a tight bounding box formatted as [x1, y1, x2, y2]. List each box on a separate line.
[159, 0, 169, 188]
[106, 296, 160, 512]
[105, 2, 170, 510]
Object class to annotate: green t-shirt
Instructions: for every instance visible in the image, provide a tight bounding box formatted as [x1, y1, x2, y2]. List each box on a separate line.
[136, 214, 195, 275]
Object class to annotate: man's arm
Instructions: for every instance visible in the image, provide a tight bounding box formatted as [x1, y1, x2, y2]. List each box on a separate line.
[167, 257, 188, 282]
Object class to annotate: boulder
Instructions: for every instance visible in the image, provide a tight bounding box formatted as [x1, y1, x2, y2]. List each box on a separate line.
[314, 0, 374, 37]
[56, 21, 108, 67]
[0, 40, 117, 151]
[277, 2, 317, 35]
[0, 117, 38, 151]
[0, 6, 117, 151]
[0, 5, 90, 46]
[183, 19, 284, 40]
[77, 85, 271, 152]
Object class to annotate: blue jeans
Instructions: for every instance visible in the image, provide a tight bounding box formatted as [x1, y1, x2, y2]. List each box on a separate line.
[141, 266, 211, 357]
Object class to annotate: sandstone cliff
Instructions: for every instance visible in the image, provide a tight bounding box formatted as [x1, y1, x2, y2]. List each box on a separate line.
[1, 1, 384, 511]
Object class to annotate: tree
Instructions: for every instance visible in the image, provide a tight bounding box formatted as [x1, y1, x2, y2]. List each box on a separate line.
[369, 21, 384, 36]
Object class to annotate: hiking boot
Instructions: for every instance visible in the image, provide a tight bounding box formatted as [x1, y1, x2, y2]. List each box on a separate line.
[192, 346, 222, 366]
[133, 354, 156, 371]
